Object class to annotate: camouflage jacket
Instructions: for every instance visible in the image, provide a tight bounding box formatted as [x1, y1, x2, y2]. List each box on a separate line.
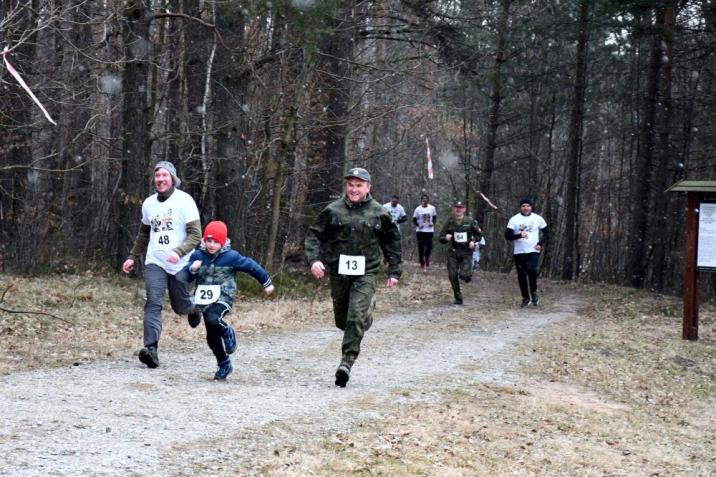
[179, 239, 272, 309]
[439, 215, 482, 255]
[304, 194, 402, 278]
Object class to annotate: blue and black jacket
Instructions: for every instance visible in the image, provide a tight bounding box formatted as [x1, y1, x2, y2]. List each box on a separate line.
[179, 239, 272, 309]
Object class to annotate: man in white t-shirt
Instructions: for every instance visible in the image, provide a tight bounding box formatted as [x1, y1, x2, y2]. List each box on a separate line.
[383, 195, 407, 229]
[505, 198, 549, 307]
[122, 161, 202, 368]
[412, 194, 437, 271]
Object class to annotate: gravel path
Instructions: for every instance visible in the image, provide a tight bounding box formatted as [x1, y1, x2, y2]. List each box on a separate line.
[0, 290, 583, 476]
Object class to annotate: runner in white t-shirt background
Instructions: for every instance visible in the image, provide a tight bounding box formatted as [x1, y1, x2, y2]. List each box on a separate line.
[505, 198, 549, 307]
[472, 236, 486, 271]
[383, 195, 407, 229]
[412, 194, 437, 271]
[122, 161, 202, 369]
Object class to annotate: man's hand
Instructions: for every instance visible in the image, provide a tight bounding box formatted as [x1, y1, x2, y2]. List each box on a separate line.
[122, 258, 135, 274]
[386, 277, 399, 288]
[445, 234, 452, 241]
[264, 285, 275, 296]
[469, 240, 475, 250]
[190, 260, 202, 273]
[534, 244, 543, 251]
[310, 261, 326, 279]
[167, 251, 181, 264]
[520, 230, 528, 239]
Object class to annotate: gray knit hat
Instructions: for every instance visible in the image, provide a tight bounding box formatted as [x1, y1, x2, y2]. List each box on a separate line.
[153, 161, 181, 189]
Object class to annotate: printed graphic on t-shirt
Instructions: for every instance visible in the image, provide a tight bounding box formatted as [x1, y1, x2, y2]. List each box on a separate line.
[150, 209, 178, 249]
[421, 214, 432, 226]
[517, 222, 536, 233]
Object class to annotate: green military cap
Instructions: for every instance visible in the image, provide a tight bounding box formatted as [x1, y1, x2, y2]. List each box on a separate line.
[453, 200, 466, 208]
[344, 167, 371, 183]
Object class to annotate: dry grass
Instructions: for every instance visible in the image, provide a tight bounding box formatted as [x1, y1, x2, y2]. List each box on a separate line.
[254, 378, 713, 476]
[235, 281, 716, 477]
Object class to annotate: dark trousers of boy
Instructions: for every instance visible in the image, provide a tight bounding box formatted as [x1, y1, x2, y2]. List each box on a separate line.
[513, 252, 540, 300]
[201, 302, 232, 364]
[329, 272, 376, 360]
[416, 232, 434, 267]
[447, 250, 473, 302]
[144, 264, 195, 348]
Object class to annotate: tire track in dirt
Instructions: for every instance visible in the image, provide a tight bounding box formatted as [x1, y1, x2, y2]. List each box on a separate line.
[0, 291, 583, 476]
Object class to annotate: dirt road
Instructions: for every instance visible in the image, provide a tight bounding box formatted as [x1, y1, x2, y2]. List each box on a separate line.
[0, 287, 582, 476]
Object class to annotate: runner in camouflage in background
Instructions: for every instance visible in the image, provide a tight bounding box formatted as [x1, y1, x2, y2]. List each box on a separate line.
[305, 167, 402, 387]
[439, 201, 483, 305]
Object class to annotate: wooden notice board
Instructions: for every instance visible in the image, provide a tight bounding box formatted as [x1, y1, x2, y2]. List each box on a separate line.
[667, 181, 716, 341]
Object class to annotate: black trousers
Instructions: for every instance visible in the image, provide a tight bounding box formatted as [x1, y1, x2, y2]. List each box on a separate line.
[416, 232, 434, 266]
[513, 252, 540, 299]
[202, 302, 232, 363]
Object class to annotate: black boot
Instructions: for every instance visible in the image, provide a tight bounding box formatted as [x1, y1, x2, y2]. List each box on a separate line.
[335, 353, 356, 387]
[138, 345, 159, 368]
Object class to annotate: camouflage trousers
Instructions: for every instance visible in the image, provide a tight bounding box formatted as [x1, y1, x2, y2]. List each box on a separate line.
[447, 251, 473, 302]
[329, 272, 377, 357]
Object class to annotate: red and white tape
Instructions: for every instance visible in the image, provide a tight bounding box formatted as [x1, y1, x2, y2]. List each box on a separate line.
[2, 47, 57, 125]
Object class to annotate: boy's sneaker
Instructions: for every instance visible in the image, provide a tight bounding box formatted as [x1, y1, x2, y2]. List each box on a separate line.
[138, 346, 159, 368]
[223, 325, 237, 355]
[334, 354, 356, 388]
[520, 298, 531, 308]
[531, 292, 540, 306]
[453, 298, 463, 305]
[187, 307, 202, 328]
[214, 358, 233, 380]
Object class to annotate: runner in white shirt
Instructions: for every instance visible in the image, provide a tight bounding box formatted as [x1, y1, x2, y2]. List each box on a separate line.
[412, 194, 437, 271]
[122, 161, 202, 369]
[472, 236, 486, 271]
[505, 198, 549, 307]
[383, 195, 407, 229]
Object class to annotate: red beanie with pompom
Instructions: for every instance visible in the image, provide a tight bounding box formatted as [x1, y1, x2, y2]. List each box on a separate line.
[203, 220, 227, 246]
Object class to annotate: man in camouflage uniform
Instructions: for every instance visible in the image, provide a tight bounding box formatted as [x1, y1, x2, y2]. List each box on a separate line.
[439, 201, 482, 305]
[305, 167, 402, 387]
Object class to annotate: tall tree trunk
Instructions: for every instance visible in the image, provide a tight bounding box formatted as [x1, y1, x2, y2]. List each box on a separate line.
[306, 7, 355, 208]
[627, 8, 662, 288]
[477, 0, 509, 226]
[266, 52, 314, 269]
[561, 0, 590, 280]
[117, 0, 151, 266]
[649, 3, 676, 291]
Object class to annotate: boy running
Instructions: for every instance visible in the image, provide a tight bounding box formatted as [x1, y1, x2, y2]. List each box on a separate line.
[179, 221, 274, 380]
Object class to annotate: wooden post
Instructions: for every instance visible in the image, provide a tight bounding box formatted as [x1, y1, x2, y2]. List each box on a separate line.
[683, 193, 699, 340]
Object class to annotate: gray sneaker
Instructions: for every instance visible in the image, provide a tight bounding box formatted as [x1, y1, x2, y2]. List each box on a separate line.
[334, 354, 356, 387]
[138, 346, 159, 368]
[531, 292, 540, 306]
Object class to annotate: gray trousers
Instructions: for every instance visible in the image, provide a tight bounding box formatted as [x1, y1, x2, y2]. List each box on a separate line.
[143, 264, 194, 347]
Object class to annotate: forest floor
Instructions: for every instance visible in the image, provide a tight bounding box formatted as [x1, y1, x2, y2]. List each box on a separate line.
[0, 264, 714, 476]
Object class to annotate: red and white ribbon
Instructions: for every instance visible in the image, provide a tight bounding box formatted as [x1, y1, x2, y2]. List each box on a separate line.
[2, 47, 57, 125]
[479, 192, 499, 210]
[425, 136, 434, 180]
